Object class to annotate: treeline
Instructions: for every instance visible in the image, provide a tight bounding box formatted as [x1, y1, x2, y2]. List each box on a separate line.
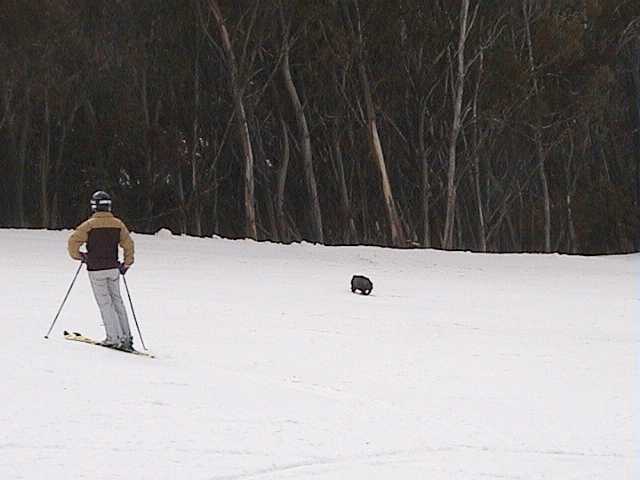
[1, 0, 638, 254]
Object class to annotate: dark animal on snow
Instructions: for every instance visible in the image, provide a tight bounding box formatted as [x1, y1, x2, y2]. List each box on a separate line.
[351, 275, 373, 295]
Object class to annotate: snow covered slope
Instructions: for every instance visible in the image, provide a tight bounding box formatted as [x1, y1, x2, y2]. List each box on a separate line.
[1, 229, 638, 479]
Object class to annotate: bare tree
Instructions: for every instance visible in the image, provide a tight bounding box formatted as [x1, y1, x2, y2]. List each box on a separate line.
[522, 0, 552, 252]
[280, 11, 324, 243]
[276, 117, 291, 242]
[207, 0, 257, 239]
[347, 1, 405, 246]
[443, 0, 477, 249]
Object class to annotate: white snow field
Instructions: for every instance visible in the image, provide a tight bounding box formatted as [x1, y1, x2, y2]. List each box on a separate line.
[0, 229, 638, 480]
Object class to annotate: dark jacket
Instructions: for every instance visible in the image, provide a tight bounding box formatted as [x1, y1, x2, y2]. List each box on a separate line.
[68, 212, 135, 271]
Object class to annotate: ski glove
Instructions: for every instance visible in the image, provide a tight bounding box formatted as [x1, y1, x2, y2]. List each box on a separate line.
[80, 252, 88, 263]
[118, 262, 129, 275]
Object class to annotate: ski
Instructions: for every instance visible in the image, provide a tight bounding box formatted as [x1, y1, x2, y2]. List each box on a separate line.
[63, 331, 154, 358]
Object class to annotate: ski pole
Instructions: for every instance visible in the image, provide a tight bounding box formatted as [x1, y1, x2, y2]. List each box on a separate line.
[44, 262, 83, 339]
[122, 275, 147, 350]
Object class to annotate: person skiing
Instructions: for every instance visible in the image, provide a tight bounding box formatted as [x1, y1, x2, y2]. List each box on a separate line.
[67, 191, 135, 351]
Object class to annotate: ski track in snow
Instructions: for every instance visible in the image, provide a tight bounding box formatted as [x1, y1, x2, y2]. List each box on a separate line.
[0, 229, 638, 480]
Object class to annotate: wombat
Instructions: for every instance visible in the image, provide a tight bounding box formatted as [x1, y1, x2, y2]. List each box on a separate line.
[351, 275, 373, 295]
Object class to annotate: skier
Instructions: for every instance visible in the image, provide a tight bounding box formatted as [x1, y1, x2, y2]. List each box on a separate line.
[67, 191, 135, 351]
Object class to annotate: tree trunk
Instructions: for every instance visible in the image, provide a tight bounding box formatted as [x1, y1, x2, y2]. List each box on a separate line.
[251, 107, 278, 241]
[443, 0, 470, 250]
[523, 0, 551, 252]
[212, 158, 220, 235]
[276, 118, 291, 243]
[209, 0, 257, 239]
[534, 135, 551, 252]
[566, 192, 577, 254]
[344, 0, 404, 246]
[418, 102, 431, 248]
[359, 62, 405, 247]
[333, 122, 357, 243]
[191, 45, 202, 237]
[176, 168, 188, 235]
[564, 133, 578, 254]
[472, 50, 487, 252]
[281, 39, 324, 243]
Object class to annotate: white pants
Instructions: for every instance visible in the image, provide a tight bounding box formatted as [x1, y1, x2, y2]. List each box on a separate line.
[88, 269, 132, 344]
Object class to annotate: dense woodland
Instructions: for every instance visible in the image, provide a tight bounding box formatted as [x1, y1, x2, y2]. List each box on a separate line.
[1, 0, 639, 253]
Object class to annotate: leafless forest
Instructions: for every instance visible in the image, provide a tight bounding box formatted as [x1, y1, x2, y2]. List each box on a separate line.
[1, 1, 638, 253]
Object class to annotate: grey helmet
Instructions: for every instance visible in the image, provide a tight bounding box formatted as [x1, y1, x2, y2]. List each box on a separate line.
[90, 190, 112, 212]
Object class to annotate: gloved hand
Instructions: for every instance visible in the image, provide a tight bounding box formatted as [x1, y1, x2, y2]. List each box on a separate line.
[80, 252, 88, 263]
[118, 262, 129, 275]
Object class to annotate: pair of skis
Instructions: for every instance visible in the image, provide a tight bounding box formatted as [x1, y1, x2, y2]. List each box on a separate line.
[63, 331, 154, 358]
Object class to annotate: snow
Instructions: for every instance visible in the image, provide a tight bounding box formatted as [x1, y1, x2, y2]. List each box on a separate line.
[1, 229, 638, 479]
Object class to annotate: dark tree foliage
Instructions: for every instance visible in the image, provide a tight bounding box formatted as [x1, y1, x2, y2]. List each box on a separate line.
[0, 0, 638, 254]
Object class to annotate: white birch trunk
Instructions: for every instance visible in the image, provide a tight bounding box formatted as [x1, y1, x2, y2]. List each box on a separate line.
[443, 0, 470, 250]
[209, 0, 257, 239]
[281, 42, 324, 243]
